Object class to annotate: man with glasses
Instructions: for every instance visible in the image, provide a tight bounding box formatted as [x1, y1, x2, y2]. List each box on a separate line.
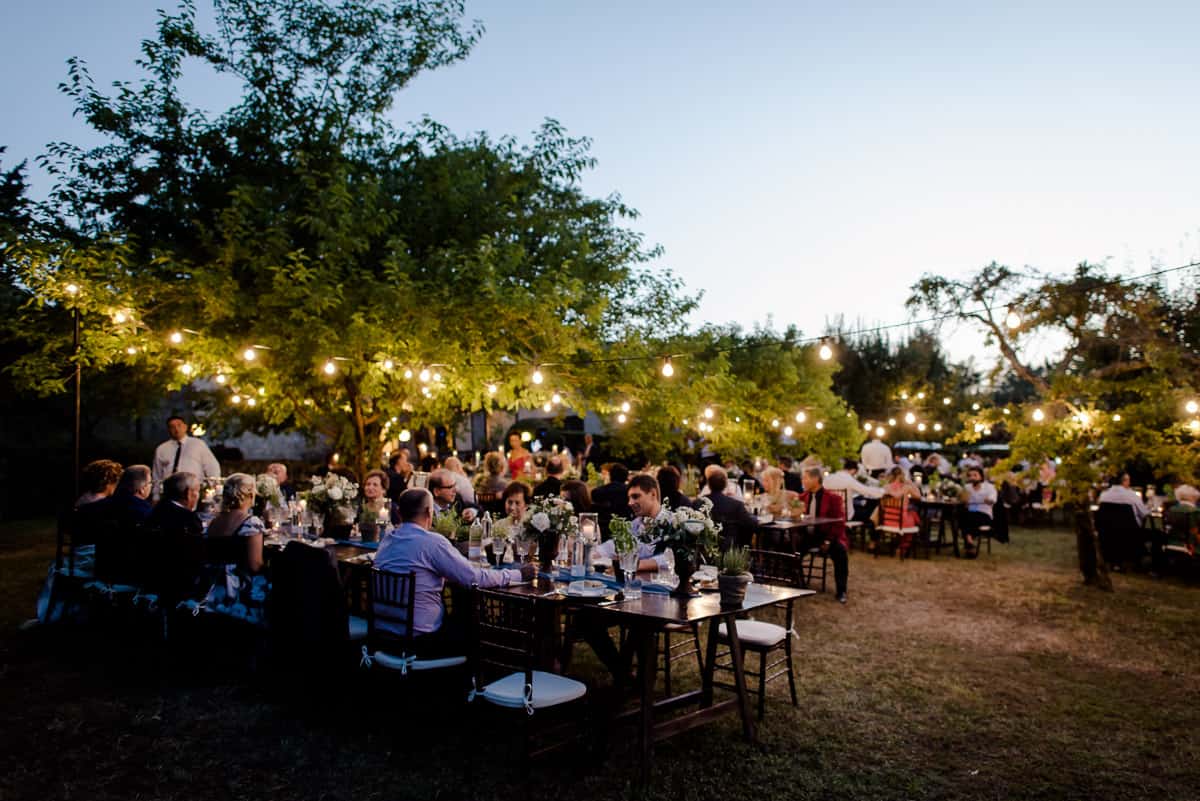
[428, 468, 479, 523]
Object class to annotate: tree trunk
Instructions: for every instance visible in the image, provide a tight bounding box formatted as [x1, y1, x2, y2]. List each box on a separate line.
[1074, 508, 1113, 591]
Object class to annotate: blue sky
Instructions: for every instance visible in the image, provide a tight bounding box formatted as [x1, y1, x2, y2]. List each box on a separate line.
[4, 0, 1199, 365]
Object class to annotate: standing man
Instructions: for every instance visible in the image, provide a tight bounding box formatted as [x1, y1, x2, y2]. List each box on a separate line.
[860, 435, 893, 478]
[152, 416, 220, 495]
[798, 467, 850, 604]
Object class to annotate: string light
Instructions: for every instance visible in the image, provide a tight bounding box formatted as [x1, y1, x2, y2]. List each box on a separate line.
[231, 394, 241, 404]
[818, 342, 833, 361]
[620, 401, 630, 413]
[404, 369, 414, 379]
[795, 411, 807, 423]
[972, 403, 981, 411]
[1005, 309, 1022, 329]
[246, 397, 257, 407]
[552, 392, 563, 405]
[531, 368, 544, 385]
[215, 374, 227, 385]
[900, 392, 908, 400]
[399, 429, 412, 442]
[918, 423, 927, 432]
[1190, 419, 1200, 432]
[1002, 407, 1011, 415]
[617, 413, 627, 424]
[257, 387, 266, 396]
[661, 357, 674, 377]
[862, 423, 871, 431]
[112, 311, 128, 324]
[242, 347, 257, 361]
[179, 363, 194, 376]
[419, 368, 431, 383]
[125, 346, 138, 355]
[169, 331, 183, 344]
[64, 283, 79, 296]
[916, 392, 925, 400]
[815, 421, 825, 430]
[432, 372, 441, 382]
[704, 407, 714, 420]
[323, 360, 336, 375]
[542, 402, 552, 412]
[1187, 400, 1199, 415]
[1111, 413, 1121, 422]
[875, 426, 886, 437]
[382, 359, 394, 370]
[1032, 408, 1045, 422]
[888, 418, 897, 426]
[772, 419, 780, 428]
[783, 425, 794, 436]
[904, 412, 916, 424]
[933, 423, 943, 432]
[943, 397, 951, 405]
[487, 383, 497, 395]
[682, 418, 689, 426]
[1076, 411, 1091, 427]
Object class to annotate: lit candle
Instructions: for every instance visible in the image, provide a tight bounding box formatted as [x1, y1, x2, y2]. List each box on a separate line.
[475, 450, 481, 466]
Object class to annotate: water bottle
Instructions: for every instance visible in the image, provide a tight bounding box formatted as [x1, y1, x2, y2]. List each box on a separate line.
[570, 533, 586, 577]
[468, 518, 483, 563]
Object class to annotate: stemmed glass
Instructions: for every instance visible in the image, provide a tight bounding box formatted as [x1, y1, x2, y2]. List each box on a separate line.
[311, 513, 324, 540]
[492, 536, 508, 566]
[619, 548, 641, 599]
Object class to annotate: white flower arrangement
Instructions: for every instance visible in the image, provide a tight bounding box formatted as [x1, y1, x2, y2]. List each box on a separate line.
[638, 498, 721, 564]
[523, 496, 578, 539]
[254, 473, 284, 508]
[305, 473, 359, 516]
[492, 515, 523, 544]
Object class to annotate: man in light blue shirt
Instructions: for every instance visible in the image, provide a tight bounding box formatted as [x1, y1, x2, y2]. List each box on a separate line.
[374, 488, 536, 657]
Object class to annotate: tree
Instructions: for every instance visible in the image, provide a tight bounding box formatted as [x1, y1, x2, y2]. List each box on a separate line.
[4, 0, 697, 480]
[909, 261, 1200, 589]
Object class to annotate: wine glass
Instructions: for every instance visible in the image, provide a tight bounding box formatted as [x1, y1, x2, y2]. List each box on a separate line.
[619, 549, 640, 598]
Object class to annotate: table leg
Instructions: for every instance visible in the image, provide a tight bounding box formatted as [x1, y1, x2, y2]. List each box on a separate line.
[723, 615, 757, 744]
[949, 512, 961, 558]
[700, 618, 720, 708]
[637, 624, 657, 784]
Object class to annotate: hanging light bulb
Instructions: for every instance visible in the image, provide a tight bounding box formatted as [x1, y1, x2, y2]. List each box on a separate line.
[818, 342, 833, 361]
[112, 310, 128, 324]
[783, 425, 794, 437]
[64, 283, 80, 296]
[900, 392, 909, 400]
[1111, 413, 1121, 422]
[231, 394, 242, 404]
[169, 331, 183, 344]
[552, 392, 563, 405]
[917, 392, 926, 400]
[243, 347, 257, 361]
[1190, 419, 1200, 432]
[620, 400, 630, 413]
[682, 418, 689, 426]
[323, 360, 336, 375]
[1076, 411, 1091, 427]
[487, 383, 497, 396]
[257, 387, 266, 396]
[875, 426, 886, 437]
[179, 363, 194, 376]
[531, 367, 544, 385]
[795, 411, 807, 423]
[542, 402, 552, 412]
[888, 418, 897, 426]
[399, 429, 412, 442]
[772, 419, 780, 428]
[1032, 408, 1045, 422]
[704, 407, 714, 420]
[661, 357, 674, 377]
[943, 397, 951, 405]
[904, 412, 916, 425]
[382, 358, 394, 370]
[1186, 400, 1199, 415]
[863, 423, 872, 431]
[918, 423, 927, 432]
[246, 397, 257, 408]
[933, 423, 943, 432]
[617, 413, 627, 424]
[1005, 309, 1022, 329]
[404, 368, 414, 379]
[419, 368, 431, 383]
[972, 402, 981, 411]
[215, 373, 227, 385]
[125, 346, 138, 356]
[815, 421, 825, 430]
[1003, 407, 1011, 415]
[432, 372, 442, 382]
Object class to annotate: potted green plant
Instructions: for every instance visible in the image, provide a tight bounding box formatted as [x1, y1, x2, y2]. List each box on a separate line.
[717, 546, 753, 606]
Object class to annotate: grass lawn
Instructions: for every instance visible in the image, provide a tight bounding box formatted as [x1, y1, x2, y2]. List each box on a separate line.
[1, 519, 1198, 801]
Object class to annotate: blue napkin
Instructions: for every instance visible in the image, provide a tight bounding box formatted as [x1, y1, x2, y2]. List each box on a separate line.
[335, 539, 379, 550]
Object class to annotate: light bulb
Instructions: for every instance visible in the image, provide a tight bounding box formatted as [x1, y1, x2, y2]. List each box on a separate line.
[125, 346, 138, 356]
[323, 360, 336, 375]
[1187, 400, 1199, 414]
[888, 418, 897, 426]
[1111, 413, 1121, 422]
[246, 397, 257, 408]
[432, 372, 441, 382]
[1003, 408, 1011, 415]
[1190, 419, 1200, 432]
[617, 413, 627, 424]
[487, 383, 497, 395]
[943, 397, 951, 405]
[257, 387, 265, 396]
[1032, 408, 1045, 422]
[179, 363, 194, 376]
[933, 423, 943, 432]
[783, 425, 794, 437]
[917, 392, 925, 400]
[382, 359, 394, 370]
[404, 369, 413, 379]
[169, 331, 183, 344]
[542, 402, 552, 412]
[553, 392, 563, 405]
[243, 347, 257, 361]
[818, 343, 833, 361]
[1005, 310, 1022, 329]
[875, 426, 885, 437]
[1076, 412, 1090, 427]
[972, 403, 981, 411]
[918, 423, 927, 432]
[113, 311, 128, 324]
[900, 392, 908, 400]
[661, 358, 674, 377]
[64, 283, 79, 296]
[620, 401, 630, 413]
[231, 394, 241, 404]
[772, 419, 780, 428]
[531, 368, 544, 385]
[704, 407, 714, 420]
[399, 429, 412, 442]
[904, 412, 916, 425]
[215, 374, 227, 385]
[795, 411, 807, 423]
[815, 421, 825, 430]
[863, 423, 872, 431]
[419, 368, 431, 383]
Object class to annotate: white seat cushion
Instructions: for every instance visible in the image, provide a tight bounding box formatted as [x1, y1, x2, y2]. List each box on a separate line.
[347, 615, 368, 641]
[373, 650, 467, 672]
[877, 525, 920, 534]
[718, 619, 788, 647]
[480, 670, 587, 710]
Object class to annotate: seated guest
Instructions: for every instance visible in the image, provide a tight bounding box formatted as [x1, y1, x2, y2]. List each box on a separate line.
[501, 480, 532, 523]
[760, 466, 799, 515]
[374, 488, 536, 656]
[442, 457, 477, 506]
[656, 465, 692, 511]
[149, 471, 203, 538]
[560, 479, 593, 513]
[960, 466, 998, 557]
[824, 459, 885, 522]
[473, 451, 509, 496]
[386, 449, 413, 502]
[1098, 473, 1148, 525]
[924, 453, 952, 477]
[77, 459, 123, 508]
[429, 469, 478, 522]
[699, 463, 742, 498]
[777, 456, 804, 493]
[265, 462, 297, 501]
[203, 473, 268, 624]
[878, 466, 922, 555]
[1165, 485, 1200, 556]
[594, 475, 673, 572]
[797, 468, 849, 603]
[703, 467, 758, 551]
[533, 455, 566, 498]
[360, 469, 399, 529]
[79, 464, 155, 530]
[591, 462, 631, 538]
[738, 460, 765, 495]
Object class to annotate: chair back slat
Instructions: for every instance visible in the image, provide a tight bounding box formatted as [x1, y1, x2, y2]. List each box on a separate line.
[879, 494, 908, 528]
[748, 548, 803, 587]
[368, 567, 417, 653]
[829, 488, 852, 520]
[473, 590, 537, 682]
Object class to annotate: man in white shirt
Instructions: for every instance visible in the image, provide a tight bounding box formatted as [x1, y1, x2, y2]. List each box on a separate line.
[1098, 473, 1148, 525]
[924, 453, 952, 476]
[961, 466, 998, 556]
[860, 437, 892, 477]
[595, 474, 673, 571]
[823, 459, 885, 521]
[152, 416, 220, 495]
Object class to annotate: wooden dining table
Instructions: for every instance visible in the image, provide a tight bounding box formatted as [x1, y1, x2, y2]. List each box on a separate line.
[753, 515, 844, 551]
[496, 575, 815, 782]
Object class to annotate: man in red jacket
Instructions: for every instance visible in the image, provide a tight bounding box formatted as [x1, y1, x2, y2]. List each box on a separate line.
[798, 467, 849, 604]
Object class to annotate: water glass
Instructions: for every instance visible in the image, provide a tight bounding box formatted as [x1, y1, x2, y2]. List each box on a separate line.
[623, 576, 642, 600]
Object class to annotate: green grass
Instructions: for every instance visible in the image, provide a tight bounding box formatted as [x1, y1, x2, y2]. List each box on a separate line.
[1, 522, 1198, 800]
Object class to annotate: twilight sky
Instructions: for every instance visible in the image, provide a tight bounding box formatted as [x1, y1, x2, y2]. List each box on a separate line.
[4, 0, 1199, 366]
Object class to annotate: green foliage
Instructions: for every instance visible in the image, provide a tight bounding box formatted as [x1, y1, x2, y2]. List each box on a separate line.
[608, 515, 635, 554]
[718, 545, 750, 576]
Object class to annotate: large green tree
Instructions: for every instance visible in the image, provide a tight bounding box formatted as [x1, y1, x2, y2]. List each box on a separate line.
[909, 261, 1200, 589]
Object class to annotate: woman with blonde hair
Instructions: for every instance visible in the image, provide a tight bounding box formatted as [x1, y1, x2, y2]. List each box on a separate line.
[203, 473, 268, 624]
[760, 465, 799, 515]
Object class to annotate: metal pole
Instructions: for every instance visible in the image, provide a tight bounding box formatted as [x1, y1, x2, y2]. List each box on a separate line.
[73, 306, 81, 502]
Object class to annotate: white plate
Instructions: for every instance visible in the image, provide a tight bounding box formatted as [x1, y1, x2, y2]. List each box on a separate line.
[565, 580, 609, 598]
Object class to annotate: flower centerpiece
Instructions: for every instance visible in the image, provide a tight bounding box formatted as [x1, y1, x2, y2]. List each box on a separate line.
[638, 499, 721, 596]
[524, 496, 578, 570]
[253, 473, 284, 524]
[938, 477, 965, 501]
[305, 473, 359, 535]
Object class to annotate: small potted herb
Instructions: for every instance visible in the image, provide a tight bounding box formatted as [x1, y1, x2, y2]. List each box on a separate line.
[717, 546, 753, 606]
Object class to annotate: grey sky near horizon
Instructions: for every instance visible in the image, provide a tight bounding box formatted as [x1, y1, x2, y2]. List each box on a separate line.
[3, 0, 1199, 372]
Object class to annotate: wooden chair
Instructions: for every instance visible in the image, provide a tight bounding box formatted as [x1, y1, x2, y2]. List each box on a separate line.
[877, 495, 919, 558]
[830, 488, 867, 551]
[360, 567, 467, 676]
[658, 621, 704, 696]
[470, 589, 588, 761]
[711, 549, 802, 720]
